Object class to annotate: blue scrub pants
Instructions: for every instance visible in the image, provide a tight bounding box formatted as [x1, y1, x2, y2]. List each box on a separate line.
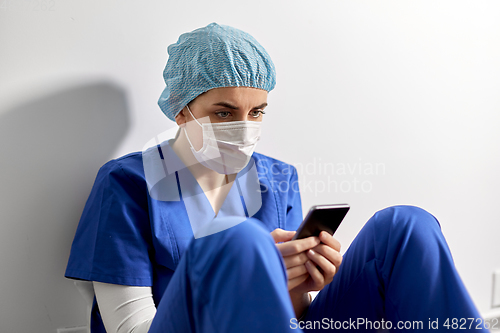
[148, 206, 486, 332]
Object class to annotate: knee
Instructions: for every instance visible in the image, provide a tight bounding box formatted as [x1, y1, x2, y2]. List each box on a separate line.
[191, 217, 276, 258]
[221, 217, 275, 249]
[373, 205, 439, 227]
[368, 205, 442, 244]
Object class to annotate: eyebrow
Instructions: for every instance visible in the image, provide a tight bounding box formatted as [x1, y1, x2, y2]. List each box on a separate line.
[212, 102, 268, 110]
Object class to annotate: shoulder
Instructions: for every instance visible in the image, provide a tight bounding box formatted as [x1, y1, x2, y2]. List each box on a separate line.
[96, 151, 147, 192]
[252, 152, 297, 179]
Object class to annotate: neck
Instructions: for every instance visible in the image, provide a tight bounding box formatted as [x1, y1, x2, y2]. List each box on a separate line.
[171, 127, 235, 189]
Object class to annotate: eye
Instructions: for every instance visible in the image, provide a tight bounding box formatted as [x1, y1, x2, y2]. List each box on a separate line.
[215, 111, 231, 119]
[250, 110, 265, 118]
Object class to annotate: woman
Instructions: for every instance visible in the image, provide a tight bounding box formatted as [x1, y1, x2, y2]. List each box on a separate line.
[65, 23, 486, 332]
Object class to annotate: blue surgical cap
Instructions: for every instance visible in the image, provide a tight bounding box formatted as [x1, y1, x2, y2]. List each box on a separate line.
[158, 22, 276, 121]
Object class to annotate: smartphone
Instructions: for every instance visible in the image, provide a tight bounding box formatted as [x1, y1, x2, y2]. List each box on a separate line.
[291, 204, 350, 240]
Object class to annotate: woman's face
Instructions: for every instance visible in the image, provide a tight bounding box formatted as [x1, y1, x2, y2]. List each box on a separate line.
[175, 86, 268, 126]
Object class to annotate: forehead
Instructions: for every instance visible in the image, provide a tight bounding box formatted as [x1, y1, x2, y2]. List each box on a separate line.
[193, 87, 268, 105]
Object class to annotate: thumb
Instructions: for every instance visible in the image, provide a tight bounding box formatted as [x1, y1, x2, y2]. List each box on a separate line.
[270, 228, 296, 243]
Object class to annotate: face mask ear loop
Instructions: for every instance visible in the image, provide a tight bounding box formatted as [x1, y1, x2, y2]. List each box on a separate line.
[182, 105, 204, 153]
[182, 126, 198, 153]
[185, 104, 203, 128]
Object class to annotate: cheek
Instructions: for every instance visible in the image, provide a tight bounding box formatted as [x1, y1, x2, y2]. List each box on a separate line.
[184, 120, 204, 150]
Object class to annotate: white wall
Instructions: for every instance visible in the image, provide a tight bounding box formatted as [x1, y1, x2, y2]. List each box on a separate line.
[1, 0, 499, 331]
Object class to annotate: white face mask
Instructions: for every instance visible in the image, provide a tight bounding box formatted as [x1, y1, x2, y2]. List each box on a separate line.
[183, 105, 262, 174]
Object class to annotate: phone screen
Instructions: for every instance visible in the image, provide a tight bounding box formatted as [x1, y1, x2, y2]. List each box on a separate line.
[292, 204, 350, 240]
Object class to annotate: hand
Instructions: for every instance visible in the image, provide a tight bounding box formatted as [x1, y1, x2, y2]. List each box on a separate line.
[270, 229, 342, 318]
[296, 231, 342, 294]
[270, 228, 320, 291]
[271, 229, 342, 293]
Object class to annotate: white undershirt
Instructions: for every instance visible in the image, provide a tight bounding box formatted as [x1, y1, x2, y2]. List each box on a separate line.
[92, 282, 157, 333]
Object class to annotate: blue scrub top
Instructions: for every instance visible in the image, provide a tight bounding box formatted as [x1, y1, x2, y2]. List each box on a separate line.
[65, 139, 303, 330]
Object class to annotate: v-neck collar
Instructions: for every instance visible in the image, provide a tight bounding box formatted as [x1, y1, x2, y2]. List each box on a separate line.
[155, 139, 261, 238]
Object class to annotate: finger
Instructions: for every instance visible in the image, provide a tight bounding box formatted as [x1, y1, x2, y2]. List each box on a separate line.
[304, 260, 325, 290]
[288, 272, 309, 291]
[276, 236, 320, 256]
[311, 244, 343, 269]
[307, 249, 337, 284]
[270, 228, 296, 243]
[319, 231, 341, 252]
[283, 252, 309, 269]
[287, 263, 308, 280]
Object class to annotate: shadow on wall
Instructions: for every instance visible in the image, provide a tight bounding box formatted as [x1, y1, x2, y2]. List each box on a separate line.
[0, 81, 130, 332]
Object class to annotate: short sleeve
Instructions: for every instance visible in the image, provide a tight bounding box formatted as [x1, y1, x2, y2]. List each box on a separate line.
[65, 156, 153, 286]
